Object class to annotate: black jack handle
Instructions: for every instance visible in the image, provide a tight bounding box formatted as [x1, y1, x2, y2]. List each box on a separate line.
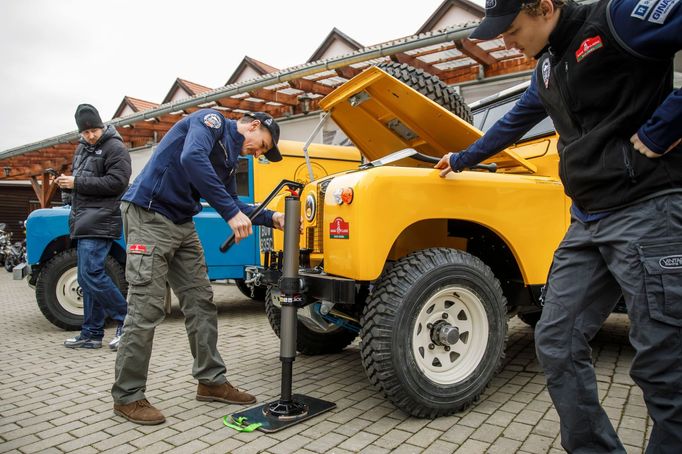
[220, 179, 304, 253]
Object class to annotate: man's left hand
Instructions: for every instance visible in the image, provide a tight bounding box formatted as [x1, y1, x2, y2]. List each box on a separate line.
[272, 212, 303, 233]
[272, 212, 285, 230]
[631, 133, 681, 158]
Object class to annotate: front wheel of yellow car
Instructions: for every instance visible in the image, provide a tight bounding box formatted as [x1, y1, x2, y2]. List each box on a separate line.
[360, 248, 507, 418]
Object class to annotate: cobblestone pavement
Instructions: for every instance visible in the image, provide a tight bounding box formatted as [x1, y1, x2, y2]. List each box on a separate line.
[0, 271, 649, 454]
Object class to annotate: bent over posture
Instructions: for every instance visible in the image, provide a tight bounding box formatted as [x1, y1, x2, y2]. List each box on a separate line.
[112, 110, 286, 425]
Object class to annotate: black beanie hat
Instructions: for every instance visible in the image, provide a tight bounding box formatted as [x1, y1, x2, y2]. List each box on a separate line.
[75, 104, 104, 132]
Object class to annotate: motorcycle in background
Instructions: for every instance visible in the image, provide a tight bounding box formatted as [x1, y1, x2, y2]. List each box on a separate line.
[0, 223, 9, 266]
[1, 222, 27, 272]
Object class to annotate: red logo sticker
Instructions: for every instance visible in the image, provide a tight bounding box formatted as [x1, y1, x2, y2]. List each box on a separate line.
[129, 244, 147, 254]
[575, 36, 603, 62]
[329, 217, 350, 239]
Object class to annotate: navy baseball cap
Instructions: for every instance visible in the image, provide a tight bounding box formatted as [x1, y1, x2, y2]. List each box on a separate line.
[470, 0, 533, 40]
[246, 112, 282, 162]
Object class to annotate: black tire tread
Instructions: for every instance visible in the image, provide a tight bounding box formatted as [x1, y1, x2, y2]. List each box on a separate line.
[360, 247, 507, 418]
[376, 62, 473, 124]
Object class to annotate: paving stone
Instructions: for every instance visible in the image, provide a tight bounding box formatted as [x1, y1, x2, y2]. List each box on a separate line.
[469, 423, 504, 443]
[520, 434, 554, 452]
[337, 431, 379, 452]
[267, 434, 314, 454]
[503, 422, 533, 441]
[305, 432, 348, 453]
[439, 425, 475, 445]
[11, 432, 74, 454]
[453, 438, 490, 453]
[487, 436, 523, 454]
[359, 445, 392, 454]
[373, 429, 413, 450]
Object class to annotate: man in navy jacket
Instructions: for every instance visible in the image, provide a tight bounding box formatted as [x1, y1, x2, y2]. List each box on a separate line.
[435, 0, 681, 451]
[112, 110, 285, 425]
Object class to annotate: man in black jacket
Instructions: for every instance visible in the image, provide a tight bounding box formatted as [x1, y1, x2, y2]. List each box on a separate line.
[435, 0, 681, 451]
[56, 104, 131, 351]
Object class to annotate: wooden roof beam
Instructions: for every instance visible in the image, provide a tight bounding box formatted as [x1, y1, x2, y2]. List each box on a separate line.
[390, 53, 443, 76]
[119, 129, 157, 139]
[455, 38, 497, 66]
[248, 88, 299, 107]
[121, 121, 174, 132]
[288, 79, 335, 96]
[335, 66, 362, 80]
[410, 43, 458, 58]
[216, 97, 273, 113]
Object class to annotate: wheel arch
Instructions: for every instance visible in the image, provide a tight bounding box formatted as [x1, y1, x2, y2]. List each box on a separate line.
[37, 236, 126, 267]
[387, 218, 530, 309]
[37, 235, 74, 266]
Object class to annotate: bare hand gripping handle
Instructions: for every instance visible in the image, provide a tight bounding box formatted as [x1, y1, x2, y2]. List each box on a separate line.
[219, 179, 305, 253]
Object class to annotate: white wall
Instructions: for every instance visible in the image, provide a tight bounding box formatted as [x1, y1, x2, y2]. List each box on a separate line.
[428, 8, 480, 30]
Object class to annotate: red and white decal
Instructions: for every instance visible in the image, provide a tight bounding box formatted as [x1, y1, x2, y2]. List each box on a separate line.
[129, 244, 148, 254]
[329, 217, 350, 239]
[575, 36, 603, 62]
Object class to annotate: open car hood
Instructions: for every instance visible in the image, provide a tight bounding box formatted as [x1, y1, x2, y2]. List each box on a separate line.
[320, 66, 536, 172]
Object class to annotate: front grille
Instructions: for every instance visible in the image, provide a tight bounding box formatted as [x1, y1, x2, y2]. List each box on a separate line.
[306, 180, 330, 253]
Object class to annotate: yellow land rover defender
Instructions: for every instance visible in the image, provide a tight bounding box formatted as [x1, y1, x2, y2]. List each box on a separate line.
[249, 63, 571, 418]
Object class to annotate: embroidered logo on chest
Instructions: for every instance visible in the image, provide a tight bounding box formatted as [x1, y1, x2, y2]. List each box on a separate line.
[541, 59, 551, 88]
[575, 36, 603, 62]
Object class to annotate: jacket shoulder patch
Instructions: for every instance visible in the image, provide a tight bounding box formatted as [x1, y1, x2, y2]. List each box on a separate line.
[203, 113, 222, 129]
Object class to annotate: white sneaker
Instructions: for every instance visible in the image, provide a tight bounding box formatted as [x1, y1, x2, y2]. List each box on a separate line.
[109, 325, 123, 351]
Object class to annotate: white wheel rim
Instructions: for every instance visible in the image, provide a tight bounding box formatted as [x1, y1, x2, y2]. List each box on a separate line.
[412, 286, 489, 385]
[56, 267, 83, 315]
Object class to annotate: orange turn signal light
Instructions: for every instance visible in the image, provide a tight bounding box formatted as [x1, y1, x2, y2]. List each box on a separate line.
[340, 187, 354, 204]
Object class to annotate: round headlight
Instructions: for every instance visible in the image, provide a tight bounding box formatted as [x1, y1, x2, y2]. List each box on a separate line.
[305, 194, 316, 221]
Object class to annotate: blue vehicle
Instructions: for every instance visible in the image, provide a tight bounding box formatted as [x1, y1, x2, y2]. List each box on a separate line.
[23, 143, 361, 330]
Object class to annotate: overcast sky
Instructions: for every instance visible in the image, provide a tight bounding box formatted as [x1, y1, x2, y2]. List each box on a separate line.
[0, 0, 489, 152]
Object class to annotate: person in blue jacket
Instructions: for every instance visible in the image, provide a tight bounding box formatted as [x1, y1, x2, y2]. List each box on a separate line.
[435, 0, 681, 451]
[111, 110, 285, 425]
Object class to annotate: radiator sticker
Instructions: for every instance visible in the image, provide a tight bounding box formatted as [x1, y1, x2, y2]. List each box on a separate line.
[329, 217, 350, 239]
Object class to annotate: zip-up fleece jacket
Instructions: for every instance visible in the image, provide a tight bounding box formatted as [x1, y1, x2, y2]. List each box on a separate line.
[65, 125, 131, 238]
[452, 0, 682, 214]
[123, 109, 275, 226]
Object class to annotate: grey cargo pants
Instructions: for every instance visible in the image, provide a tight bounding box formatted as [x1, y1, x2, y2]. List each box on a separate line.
[536, 194, 682, 454]
[111, 202, 227, 405]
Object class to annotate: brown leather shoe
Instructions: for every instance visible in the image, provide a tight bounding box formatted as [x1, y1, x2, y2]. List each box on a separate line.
[196, 382, 256, 404]
[113, 399, 165, 425]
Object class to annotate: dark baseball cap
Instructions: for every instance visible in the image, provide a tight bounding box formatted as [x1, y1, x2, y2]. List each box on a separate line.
[245, 112, 282, 162]
[470, 0, 532, 40]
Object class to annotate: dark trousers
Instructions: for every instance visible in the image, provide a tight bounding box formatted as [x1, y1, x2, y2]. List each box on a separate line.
[536, 194, 682, 453]
[78, 238, 127, 340]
